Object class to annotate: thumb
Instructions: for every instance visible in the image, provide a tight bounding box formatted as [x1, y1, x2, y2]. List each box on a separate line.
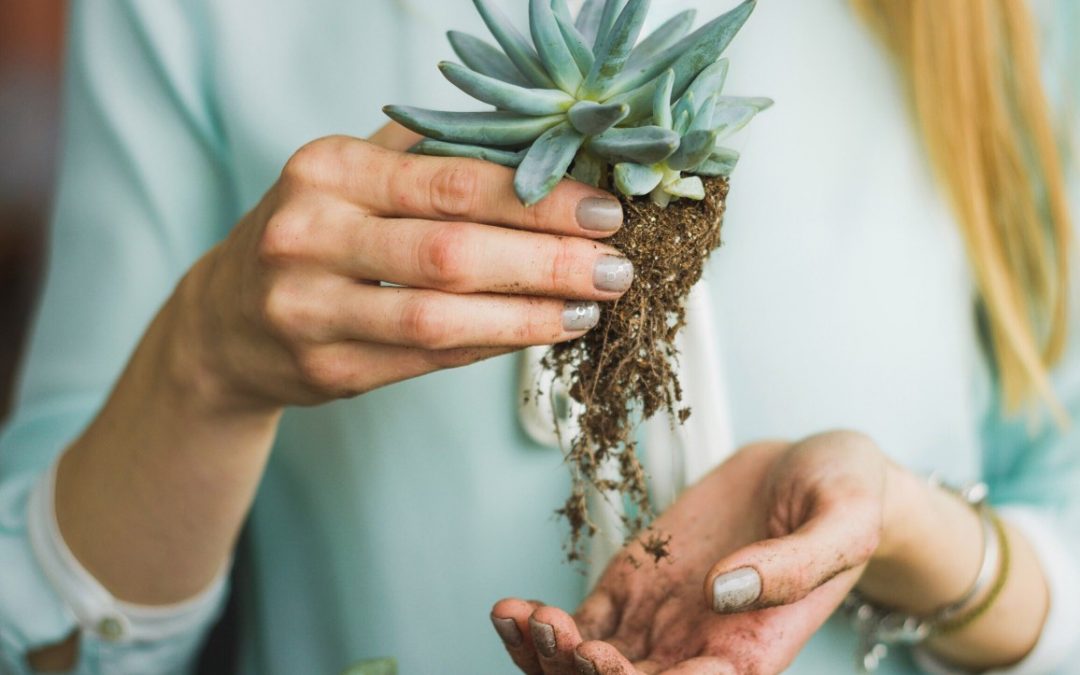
[704, 503, 881, 613]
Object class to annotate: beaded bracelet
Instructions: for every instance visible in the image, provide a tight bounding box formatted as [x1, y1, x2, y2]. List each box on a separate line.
[842, 478, 1010, 672]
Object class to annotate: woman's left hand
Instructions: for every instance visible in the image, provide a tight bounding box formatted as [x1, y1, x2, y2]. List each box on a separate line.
[491, 431, 897, 674]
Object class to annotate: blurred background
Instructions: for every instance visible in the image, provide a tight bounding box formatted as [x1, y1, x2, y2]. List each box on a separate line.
[0, 1, 65, 420]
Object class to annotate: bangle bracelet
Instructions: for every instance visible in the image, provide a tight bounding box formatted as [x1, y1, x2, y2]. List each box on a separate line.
[842, 477, 1010, 672]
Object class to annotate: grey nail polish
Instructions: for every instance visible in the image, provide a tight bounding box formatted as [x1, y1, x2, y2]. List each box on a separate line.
[593, 255, 634, 293]
[530, 619, 557, 658]
[563, 301, 600, 331]
[712, 567, 762, 613]
[575, 653, 599, 675]
[491, 616, 523, 647]
[577, 197, 623, 232]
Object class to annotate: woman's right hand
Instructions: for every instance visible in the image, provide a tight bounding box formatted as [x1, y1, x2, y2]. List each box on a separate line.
[175, 134, 632, 412]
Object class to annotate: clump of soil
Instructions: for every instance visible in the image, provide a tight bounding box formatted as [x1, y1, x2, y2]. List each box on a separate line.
[544, 176, 729, 563]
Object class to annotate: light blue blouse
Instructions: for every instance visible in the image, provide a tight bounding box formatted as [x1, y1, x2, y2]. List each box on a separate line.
[1, 1, 1079, 673]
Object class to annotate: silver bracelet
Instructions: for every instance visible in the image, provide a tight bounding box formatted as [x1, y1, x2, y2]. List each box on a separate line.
[842, 477, 999, 672]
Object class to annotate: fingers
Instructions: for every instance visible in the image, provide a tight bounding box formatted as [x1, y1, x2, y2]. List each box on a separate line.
[574, 641, 646, 675]
[492, 599, 545, 675]
[308, 214, 633, 300]
[704, 504, 880, 613]
[529, 606, 586, 675]
[367, 121, 423, 152]
[365, 147, 624, 237]
[574, 591, 619, 641]
[656, 658, 737, 675]
[319, 285, 600, 350]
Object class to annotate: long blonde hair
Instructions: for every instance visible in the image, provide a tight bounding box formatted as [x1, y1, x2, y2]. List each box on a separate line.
[852, 0, 1073, 419]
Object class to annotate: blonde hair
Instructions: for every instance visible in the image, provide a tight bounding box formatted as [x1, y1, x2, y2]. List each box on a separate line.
[852, 0, 1073, 420]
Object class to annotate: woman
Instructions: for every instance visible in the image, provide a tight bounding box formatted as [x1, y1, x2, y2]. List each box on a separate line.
[0, 1, 1076, 674]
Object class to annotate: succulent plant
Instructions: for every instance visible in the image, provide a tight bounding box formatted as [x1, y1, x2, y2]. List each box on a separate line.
[385, 0, 769, 206]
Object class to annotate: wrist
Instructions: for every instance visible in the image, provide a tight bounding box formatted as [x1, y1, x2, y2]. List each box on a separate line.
[873, 462, 929, 564]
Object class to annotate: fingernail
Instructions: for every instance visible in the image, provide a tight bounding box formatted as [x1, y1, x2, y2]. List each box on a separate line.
[593, 255, 634, 293]
[712, 567, 762, 613]
[491, 616, 523, 647]
[563, 301, 600, 331]
[577, 197, 623, 232]
[575, 653, 599, 675]
[529, 618, 557, 658]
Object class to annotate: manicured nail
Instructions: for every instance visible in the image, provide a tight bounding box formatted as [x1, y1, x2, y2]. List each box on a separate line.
[712, 567, 762, 613]
[593, 255, 634, 293]
[491, 616, 523, 647]
[563, 301, 600, 331]
[529, 618, 557, 658]
[577, 197, 623, 232]
[575, 653, 599, 675]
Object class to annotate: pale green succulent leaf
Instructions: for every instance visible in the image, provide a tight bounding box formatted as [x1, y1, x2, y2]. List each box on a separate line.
[666, 129, 716, 170]
[695, 147, 740, 176]
[551, 0, 574, 24]
[384, 106, 563, 146]
[652, 69, 674, 130]
[712, 103, 758, 140]
[672, 91, 695, 129]
[673, 108, 692, 135]
[677, 59, 729, 114]
[579, 0, 650, 100]
[515, 123, 586, 205]
[575, 0, 606, 45]
[531, 0, 583, 92]
[589, 125, 680, 165]
[555, 13, 595, 75]
[439, 61, 575, 115]
[650, 185, 672, 207]
[411, 139, 526, 167]
[567, 100, 629, 135]
[719, 95, 774, 112]
[626, 9, 696, 69]
[593, 0, 629, 55]
[614, 162, 663, 196]
[607, 78, 657, 124]
[447, 31, 531, 88]
[690, 94, 718, 132]
[473, 0, 557, 88]
[610, 0, 754, 97]
[571, 151, 605, 187]
[665, 175, 705, 200]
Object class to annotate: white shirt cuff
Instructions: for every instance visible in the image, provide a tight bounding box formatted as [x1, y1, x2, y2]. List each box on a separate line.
[26, 456, 230, 645]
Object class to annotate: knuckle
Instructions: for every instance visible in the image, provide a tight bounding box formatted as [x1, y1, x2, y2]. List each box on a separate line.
[399, 296, 454, 350]
[514, 301, 558, 344]
[546, 237, 576, 293]
[281, 136, 357, 188]
[296, 349, 351, 395]
[260, 284, 300, 335]
[258, 212, 309, 266]
[429, 163, 479, 218]
[418, 224, 475, 289]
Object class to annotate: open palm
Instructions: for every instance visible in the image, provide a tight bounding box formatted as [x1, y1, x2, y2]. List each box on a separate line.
[491, 434, 888, 674]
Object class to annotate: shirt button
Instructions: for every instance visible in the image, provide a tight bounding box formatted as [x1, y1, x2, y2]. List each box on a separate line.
[97, 616, 125, 641]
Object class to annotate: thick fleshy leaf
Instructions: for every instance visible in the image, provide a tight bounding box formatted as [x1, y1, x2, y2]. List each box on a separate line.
[614, 162, 663, 196]
[719, 95, 774, 112]
[712, 103, 758, 139]
[673, 108, 692, 135]
[473, 0, 556, 88]
[555, 13, 595, 74]
[652, 69, 674, 130]
[626, 9, 696, 69]
[672, 91, 696, 129]
[650, 185, 672, 207]
[571, 151, 605, 186]
[411, 140, 526, 167]
[666, 129, 716, 170]
[690, 94, 718, 132]
[594, 0, 629, 54]
[439, 62, 575, 115]
[515, 123, 586, 205]
[579, 0, 650, 100]
[447, 31, 531, 87]
[384, 106, 563, 146]
[589, 125, 680, 164]
[567, 100, 629, 135]
[664, 175, 705, 200]
[677, 59, 729, 113]
[551, 0, 574, 24]
[607, 78, 658, 123]
[531, 0, 583, 92]
[609, 0, 755, 97]
[695, 147, 740, 176]
[575, 0, 606, 45]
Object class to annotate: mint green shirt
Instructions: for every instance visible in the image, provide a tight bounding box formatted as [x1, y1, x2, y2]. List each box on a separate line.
[1, 1, 1078, 674]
